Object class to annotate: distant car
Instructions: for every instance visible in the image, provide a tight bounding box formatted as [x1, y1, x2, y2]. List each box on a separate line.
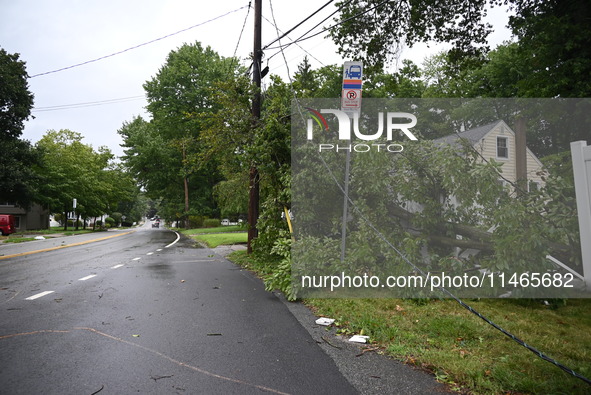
[152, 222, 159, 228]
[221, 219, 230, 226]
[0, 214, 16, 236]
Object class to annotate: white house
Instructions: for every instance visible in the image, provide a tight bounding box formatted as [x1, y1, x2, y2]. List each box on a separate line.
[435, 120, 545, 191]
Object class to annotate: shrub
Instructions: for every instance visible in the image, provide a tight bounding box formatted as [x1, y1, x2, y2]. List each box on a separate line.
[189, 215, 204, 228]
[110, 212, 123, 226]
[67, 219, 83, 227]
[203, 218, 220, 228]
[105, 217, 115, 228]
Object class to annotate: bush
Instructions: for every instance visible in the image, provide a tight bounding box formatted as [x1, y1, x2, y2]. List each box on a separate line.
[189, 215, 204, 228]
[110, 212, 123, 226]
[203, 218, 221, 228]
[67, 219, 83, 227]
[105, 217, 115, 228]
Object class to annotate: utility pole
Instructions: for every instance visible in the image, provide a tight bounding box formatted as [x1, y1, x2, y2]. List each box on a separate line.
[248, 0, 262, 253]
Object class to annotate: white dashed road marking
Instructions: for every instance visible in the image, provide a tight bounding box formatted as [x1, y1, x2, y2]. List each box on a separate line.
[111, 264, 124, 269]
[25, 291, 55, 300]
[147, 252, 154, 256]
[132, 257, 141, 261]
[78, 274, 97, 281]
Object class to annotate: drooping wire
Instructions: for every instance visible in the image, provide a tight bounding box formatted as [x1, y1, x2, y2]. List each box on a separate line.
[262, 0, 336, 50]
[268, 0, 294, 82]
[30, 4, 250, 78]
[233, 1, 252, 60]
[265, 0, 388, 62]
[260, 11, 325, 67]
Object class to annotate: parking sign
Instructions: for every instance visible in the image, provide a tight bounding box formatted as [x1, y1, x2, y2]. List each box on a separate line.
[341, 61, 363, 114]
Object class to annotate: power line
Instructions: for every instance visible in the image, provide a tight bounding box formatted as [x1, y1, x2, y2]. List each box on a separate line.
[268, 0, 294, 81]
[32, 95, 145, 112]
[30, 4, 250, 78]
[265, 0, 351, 62]
[262, 0, 336, 50]
[261, 7, 325, 67]
[233, 1, 253, 59]
[266, 0, 388, 59]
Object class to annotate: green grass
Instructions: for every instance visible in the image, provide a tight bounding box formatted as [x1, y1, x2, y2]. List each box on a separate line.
[228, 250, 591, 394]
[25, 227, 96, 235]
[180, 225, 245, 235]
[3, 237, 37, 243]
[182, 227, 247, 248]
[309, 298, 591, 394]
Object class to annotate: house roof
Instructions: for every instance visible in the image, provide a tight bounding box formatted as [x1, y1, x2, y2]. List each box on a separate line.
[434, 120, 504, 147]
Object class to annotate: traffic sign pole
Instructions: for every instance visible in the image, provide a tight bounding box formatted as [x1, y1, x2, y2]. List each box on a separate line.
[340, 61, 363, 263]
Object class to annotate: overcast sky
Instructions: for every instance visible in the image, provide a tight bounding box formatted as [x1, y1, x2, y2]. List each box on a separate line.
[1, 1, 511, 157]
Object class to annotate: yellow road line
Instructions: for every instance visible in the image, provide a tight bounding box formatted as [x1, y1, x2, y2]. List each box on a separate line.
[0, 231, 135, 260]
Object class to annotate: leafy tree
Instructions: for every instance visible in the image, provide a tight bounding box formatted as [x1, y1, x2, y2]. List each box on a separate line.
[0, 48, 34, 139]
[292, 56, 316, 97]
[330, 0, 492, 69]
[118, 116, 177, 197]
[35, 130, 125, 230]
[331, 0, 591, 98]
[139, 42, 240, 225]
[507, 0, 591, 97]
[0, 48, 40, 207]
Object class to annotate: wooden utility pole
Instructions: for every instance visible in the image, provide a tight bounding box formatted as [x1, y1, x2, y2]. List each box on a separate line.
[514, 117, 527, 196]
[248, 0, 262, 253]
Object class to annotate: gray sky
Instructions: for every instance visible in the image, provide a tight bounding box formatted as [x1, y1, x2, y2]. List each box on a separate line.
[1, 1, 511, 157]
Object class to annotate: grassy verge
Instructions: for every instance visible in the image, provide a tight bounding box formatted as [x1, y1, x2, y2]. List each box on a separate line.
[181, 225, 245, 234]
[3, 237, 38, 243]
[0, 228, 97, 243]
[180, 227, 247, 248]
[228, 250, 591, 394]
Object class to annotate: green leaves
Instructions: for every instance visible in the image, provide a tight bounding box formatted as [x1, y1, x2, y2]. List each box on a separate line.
[35, 129, 132, 221]
[0, 48, 34, 140]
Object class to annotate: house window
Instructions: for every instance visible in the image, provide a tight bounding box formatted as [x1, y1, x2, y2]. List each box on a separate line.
[497, 137, 508, 159]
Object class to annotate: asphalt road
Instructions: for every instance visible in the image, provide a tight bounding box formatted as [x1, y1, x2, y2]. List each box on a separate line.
[0, 224, 446, 394]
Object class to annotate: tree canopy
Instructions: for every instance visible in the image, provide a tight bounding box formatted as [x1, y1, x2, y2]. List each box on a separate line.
[0, 47, 39, 208]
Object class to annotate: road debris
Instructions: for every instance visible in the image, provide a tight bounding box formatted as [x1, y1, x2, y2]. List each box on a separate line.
[321, 335, 341, 349]
[90, 384, 104, 394]
[150, 374, 174, 382]
[315, 317, 335, 326]
[349, 335, 370, 344]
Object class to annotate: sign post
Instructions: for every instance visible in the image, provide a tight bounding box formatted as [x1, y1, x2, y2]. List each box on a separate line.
[340, 61, 363, 263]
[571, 140, 591, 290]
